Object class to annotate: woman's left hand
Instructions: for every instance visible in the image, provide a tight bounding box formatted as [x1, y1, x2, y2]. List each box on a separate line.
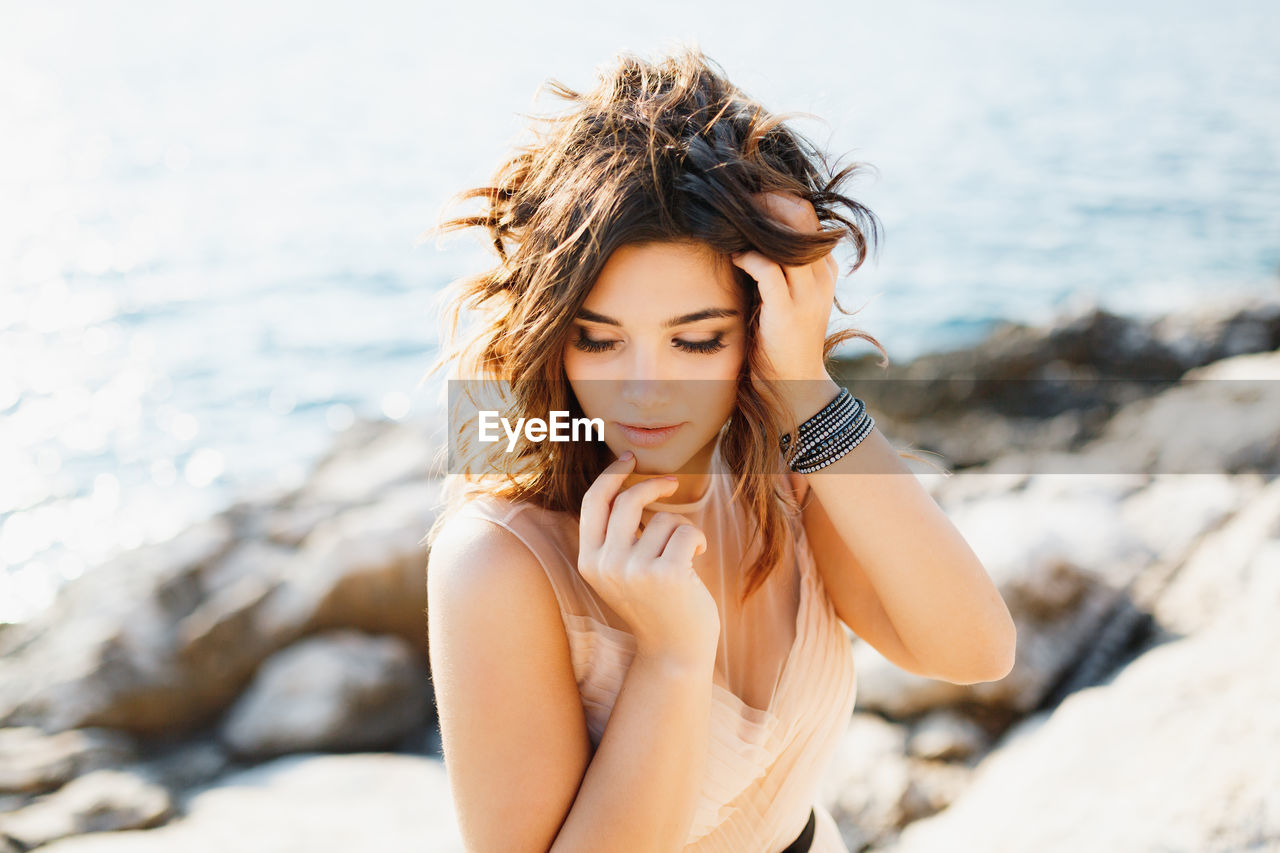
[730, 192, 840, 387]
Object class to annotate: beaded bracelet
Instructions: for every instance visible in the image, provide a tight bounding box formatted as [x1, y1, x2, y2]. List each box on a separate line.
[779, 387, 853, 463]
[779, 388, 852, 462]
[792, 394, 862, 460]
[794, 414, 875, 473]
[779, 387, 876, 473]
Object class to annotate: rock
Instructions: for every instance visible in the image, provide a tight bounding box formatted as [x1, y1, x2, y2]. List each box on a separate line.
[0, 728, 137, 796]
[0, 794, 30, 816]
[1077, 350, 1280, 476]
[172, 572, 288, 714]
[0, 769, 172, 849]
[0, 518, 234, 663]
[1152, 476, 1280, 635]
[831, 294, 1280, 471]
[897, 760, 972, 825]
[818, 712, 977, 851]
[877, 541, 1280, 853]
[131, 740, 230, 794]
[219, 630, 431, 759]
[0, 469, 440, 739]
[32, 753, 462, 853]
[1149, 294, 1280, 366]
[259, 503, 341, 549]
[923, 470, 1029, 507]
[853, 480, 1153, 718]
[848, 647, 971, 721]
[819, 713, 913, 852]
[288, 418, 444, 509]
[1118, 475, 1253, 573]
[258, 478, 442, 654]
[0, 519, 236, 735]
[906, 711, 989, 762]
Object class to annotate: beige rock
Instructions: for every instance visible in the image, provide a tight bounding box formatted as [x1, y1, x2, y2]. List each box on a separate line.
[877, 547, 1280, 853]
[819, 712, 912, 852]
[33, 753, 462, 853]
[0, 769, 171, 848]
[1153, 476, 1280, 635]
[219, 630, 431, 759]
[0, 727, 135, 796]
[854, 484, 1151, 717]
[906, 711, 989, 762]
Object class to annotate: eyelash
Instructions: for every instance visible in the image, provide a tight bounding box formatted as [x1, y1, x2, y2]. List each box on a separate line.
[572, 330, 727, 355]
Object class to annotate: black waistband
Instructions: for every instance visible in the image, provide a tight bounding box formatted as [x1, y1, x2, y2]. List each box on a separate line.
[777, 807, 816, 853]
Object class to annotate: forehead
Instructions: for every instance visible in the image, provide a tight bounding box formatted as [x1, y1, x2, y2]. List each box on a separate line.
[587, 240, 741, 314]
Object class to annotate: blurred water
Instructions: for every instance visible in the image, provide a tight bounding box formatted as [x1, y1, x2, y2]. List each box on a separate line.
[1, 0, 1278, 623]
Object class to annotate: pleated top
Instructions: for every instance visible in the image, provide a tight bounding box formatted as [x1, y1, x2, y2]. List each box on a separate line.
[452, 439, 858, 852]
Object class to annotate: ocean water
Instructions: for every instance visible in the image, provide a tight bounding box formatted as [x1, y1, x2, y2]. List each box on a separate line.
[2, 0, 1278, 623]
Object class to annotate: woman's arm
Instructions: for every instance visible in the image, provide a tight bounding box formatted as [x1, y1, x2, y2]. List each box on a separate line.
[552, 651, 717, 853]
[429, 515, 716, 853]
[732, 192, 1016, 686]
[787, 468, 936, 679]
[784, 377, 1018, 684]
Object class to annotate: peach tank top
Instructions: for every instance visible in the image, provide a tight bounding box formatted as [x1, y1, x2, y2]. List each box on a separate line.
[453, 439, 858, 852]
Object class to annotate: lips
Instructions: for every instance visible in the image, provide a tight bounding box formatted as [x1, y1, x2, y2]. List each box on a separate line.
[615, 421, 685, 448]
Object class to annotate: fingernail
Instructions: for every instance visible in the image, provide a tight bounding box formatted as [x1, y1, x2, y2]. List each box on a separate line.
[620, 451, 634, 461]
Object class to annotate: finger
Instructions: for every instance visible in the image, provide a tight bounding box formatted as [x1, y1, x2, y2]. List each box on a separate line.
[632, 511, 687, 560]
[732, 251, 792, 307]
[580, 452, 637, 553]
[660, 523, 709, 565]
[603, 476, 680, 553]
[820, 251, 839, 300]
[781, 260, 816, 301]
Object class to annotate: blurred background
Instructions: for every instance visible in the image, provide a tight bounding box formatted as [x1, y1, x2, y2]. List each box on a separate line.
[3, 0, 1277, 626]
[1, 2, 1278, 851]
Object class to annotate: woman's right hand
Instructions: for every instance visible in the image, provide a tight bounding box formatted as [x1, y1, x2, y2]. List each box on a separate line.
[577, 452, 720, 666]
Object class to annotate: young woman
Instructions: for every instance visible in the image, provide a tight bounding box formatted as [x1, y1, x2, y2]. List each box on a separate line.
[421, 45, 1016, 853]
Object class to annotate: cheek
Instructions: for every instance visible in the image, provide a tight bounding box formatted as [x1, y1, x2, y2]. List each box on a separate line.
[562, 348, 596, 384]
[564, 371, 605, 417]
[714, 338, 748, 379]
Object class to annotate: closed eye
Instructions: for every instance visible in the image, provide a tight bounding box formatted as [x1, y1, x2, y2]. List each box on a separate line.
[571, 330, 727, 355]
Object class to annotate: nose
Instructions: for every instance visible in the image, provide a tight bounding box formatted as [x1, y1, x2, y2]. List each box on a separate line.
[618, 345, 672, 409]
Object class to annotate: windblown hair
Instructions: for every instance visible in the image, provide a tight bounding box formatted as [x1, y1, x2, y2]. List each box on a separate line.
[420, 43, 907, 606]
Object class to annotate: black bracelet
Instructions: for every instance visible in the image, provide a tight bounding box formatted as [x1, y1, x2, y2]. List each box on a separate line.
[792, 413, 874, 473]
[793, 396, 863, 461]
[780, 387, 875, 473]
[779, 388, 851, 462]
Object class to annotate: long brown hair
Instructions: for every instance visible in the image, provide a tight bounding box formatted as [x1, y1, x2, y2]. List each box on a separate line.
[420, 43, 900, 606]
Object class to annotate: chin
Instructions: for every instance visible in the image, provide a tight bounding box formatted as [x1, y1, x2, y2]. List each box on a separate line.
[618, 437, 715, 475]
[626, 449, 691, 475]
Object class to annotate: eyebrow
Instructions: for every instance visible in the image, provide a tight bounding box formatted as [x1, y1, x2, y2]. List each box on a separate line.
[574, 307, 740, 328]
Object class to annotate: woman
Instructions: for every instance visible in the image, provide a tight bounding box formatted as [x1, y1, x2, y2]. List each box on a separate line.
[422, 44, 1016, 853]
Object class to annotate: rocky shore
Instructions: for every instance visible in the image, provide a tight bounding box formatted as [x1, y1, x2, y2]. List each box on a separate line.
[1, 292, 1277, 852]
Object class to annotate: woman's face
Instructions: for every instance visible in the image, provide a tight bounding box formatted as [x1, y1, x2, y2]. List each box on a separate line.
[564, 240, 746, 485]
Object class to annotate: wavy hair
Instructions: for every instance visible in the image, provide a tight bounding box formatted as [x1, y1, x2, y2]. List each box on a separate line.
[420, 43, 910, 606]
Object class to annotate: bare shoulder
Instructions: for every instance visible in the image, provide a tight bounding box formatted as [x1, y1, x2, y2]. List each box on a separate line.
[429, 508, 539, 584]
[427, 508, 557, 638]
[427, 507, 591, 850]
